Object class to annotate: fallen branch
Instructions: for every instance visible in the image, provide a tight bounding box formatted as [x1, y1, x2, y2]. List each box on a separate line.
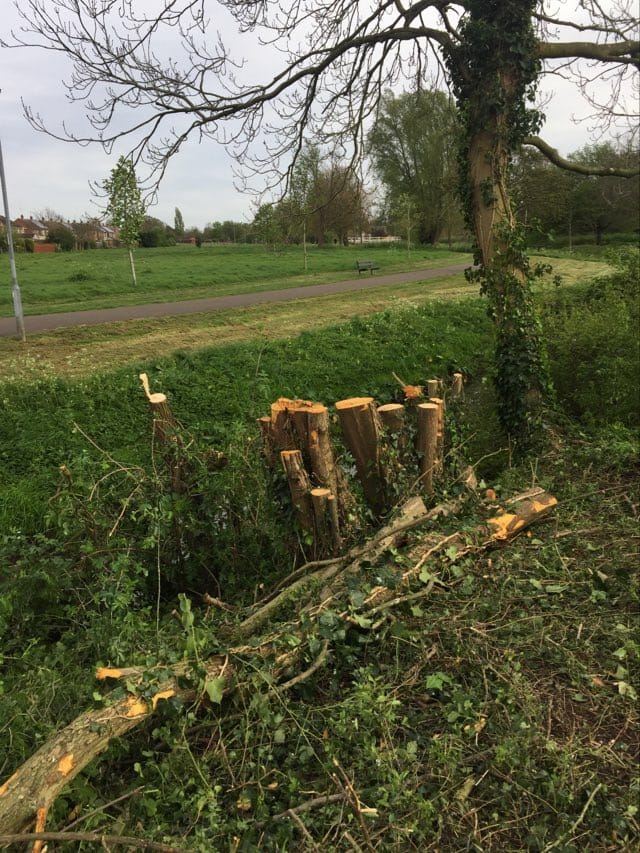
[0, 831, 185, 852]
[0, 489, 556, 838]
[0, 656, 232, 836]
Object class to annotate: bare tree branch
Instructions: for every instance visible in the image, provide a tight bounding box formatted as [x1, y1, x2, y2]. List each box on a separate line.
[2, 1, 637, 200]
[523, 134, 640, 176]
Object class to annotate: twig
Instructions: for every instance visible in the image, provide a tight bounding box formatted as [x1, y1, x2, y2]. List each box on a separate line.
[364, 580, 438, 617]
[61, 786, 145, 831]
[254, 793, 345, 829]
[343, 830, 366, 853]
[279, 640, 331, 691]
[240, 497, 466, 637]
[286, 809, 321, 850]
[391, 370, 407, 388]
[0, 832, 185, 852]
[541, 783, 604, 852]
[332, 758, 376, 852]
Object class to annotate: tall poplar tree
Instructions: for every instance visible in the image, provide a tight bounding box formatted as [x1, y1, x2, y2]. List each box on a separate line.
[103, 155, 145, 287]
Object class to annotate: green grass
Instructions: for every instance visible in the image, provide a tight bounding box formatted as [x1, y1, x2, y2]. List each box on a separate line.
[0, 255, 609, 383]
[1, 243, 469, 316]
[0, 296, 494, 535]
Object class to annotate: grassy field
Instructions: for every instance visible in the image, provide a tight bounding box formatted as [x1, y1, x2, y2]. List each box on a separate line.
[0, 254, 609, 382]
[0, 243, 471, 316]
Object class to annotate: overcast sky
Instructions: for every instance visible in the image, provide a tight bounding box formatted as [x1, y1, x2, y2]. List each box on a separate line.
[0, 2, 634, 229]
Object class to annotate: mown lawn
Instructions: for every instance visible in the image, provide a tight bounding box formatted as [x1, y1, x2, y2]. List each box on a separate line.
[0, 243, 470, 316]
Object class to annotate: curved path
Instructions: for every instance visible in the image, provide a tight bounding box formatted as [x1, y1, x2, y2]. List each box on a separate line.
[0, 262, 470, 337]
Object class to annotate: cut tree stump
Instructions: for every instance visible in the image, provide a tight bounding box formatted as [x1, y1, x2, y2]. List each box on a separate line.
[426, 379, 440, 398]
[452, 372, 464, 398]
[377, 403, 406, 436]
[260, 399, 355, 525]
[140, 372, 185, 492]
[416, 403, 439, 495]
[335, 397, 385, 514]
[281, 449, 315, 538]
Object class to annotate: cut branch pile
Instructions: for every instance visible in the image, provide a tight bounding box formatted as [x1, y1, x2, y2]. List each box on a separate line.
[0, 370, 558, 842]
[0, 480, 557, 838]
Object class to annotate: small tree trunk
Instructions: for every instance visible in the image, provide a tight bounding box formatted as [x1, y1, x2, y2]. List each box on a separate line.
[128, 246, 137, 287]
[258, 415, 276, 466]
[139, 373, 185, 491]
[429, 397, 445, 472]
[310, 487, 341, 556]
[290, 404, 338, 495]
[451, 373, 464, 399]
[281, 450, 315, 539]
[303, 220, 308, 272]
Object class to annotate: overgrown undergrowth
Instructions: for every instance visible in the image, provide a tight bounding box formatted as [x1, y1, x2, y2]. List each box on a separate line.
[0, 252, 638, 850]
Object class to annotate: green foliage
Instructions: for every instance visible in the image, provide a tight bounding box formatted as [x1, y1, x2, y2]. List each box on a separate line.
[3, 427, 637, 849]
[139, 216, 174, 248]
[541, 247, 640, 426]
[47, 221, 76, 251]
[174, 206, 185, 237]
[466, 223, 550, 446]
[103, 156, 145, 248]
[251, 202, 284, 249]
[368, 88, 461, 244]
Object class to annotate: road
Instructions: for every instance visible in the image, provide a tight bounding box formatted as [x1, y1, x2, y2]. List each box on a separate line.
[0, 262, 470, 337]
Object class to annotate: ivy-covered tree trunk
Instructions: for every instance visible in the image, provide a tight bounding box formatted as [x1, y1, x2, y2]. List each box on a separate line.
[447, 0, 549, 444]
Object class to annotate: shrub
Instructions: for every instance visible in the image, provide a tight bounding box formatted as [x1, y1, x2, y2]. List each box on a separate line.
[541, 247, 640, 426]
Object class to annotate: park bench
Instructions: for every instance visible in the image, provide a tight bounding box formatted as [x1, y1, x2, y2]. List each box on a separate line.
[356, 259, 380, 275]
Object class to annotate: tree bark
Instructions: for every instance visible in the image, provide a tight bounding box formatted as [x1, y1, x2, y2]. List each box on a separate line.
[281, 449, 315, 538]
[0, 657, 231, 836]
[416, 403, 439, 495]
[451, 373, 464, 398]
[335, 397, 385, 514]
[377, 403, 405, 436]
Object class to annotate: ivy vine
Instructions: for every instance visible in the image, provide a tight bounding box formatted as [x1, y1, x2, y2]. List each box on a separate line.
[444, 0, 551, 445]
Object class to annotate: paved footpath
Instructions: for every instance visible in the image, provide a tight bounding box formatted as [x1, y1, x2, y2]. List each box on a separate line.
[0, 262, 470, 337]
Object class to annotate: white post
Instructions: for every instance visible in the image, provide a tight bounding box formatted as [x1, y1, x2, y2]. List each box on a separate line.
[0, 138, 26, 341]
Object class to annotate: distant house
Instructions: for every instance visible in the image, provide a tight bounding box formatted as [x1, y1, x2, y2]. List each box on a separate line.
[13, 215, 49, 242]
[70, 220, 119, 248]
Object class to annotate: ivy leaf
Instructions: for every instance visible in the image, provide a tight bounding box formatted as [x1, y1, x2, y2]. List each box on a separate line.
[205, 676, 226, 704]
[419, 567, 435, 584]
[617, 681, 638, 700]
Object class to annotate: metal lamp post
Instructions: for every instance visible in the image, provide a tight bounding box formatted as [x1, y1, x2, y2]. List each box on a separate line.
[0, 137, 26, 341]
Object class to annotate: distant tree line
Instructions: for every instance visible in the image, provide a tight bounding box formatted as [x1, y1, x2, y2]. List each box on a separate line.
[4, 95, 636, 256]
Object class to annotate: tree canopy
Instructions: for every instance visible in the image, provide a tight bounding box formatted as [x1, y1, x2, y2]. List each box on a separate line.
[369, 88, 460, 244]
[7, 2, 637, 189]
